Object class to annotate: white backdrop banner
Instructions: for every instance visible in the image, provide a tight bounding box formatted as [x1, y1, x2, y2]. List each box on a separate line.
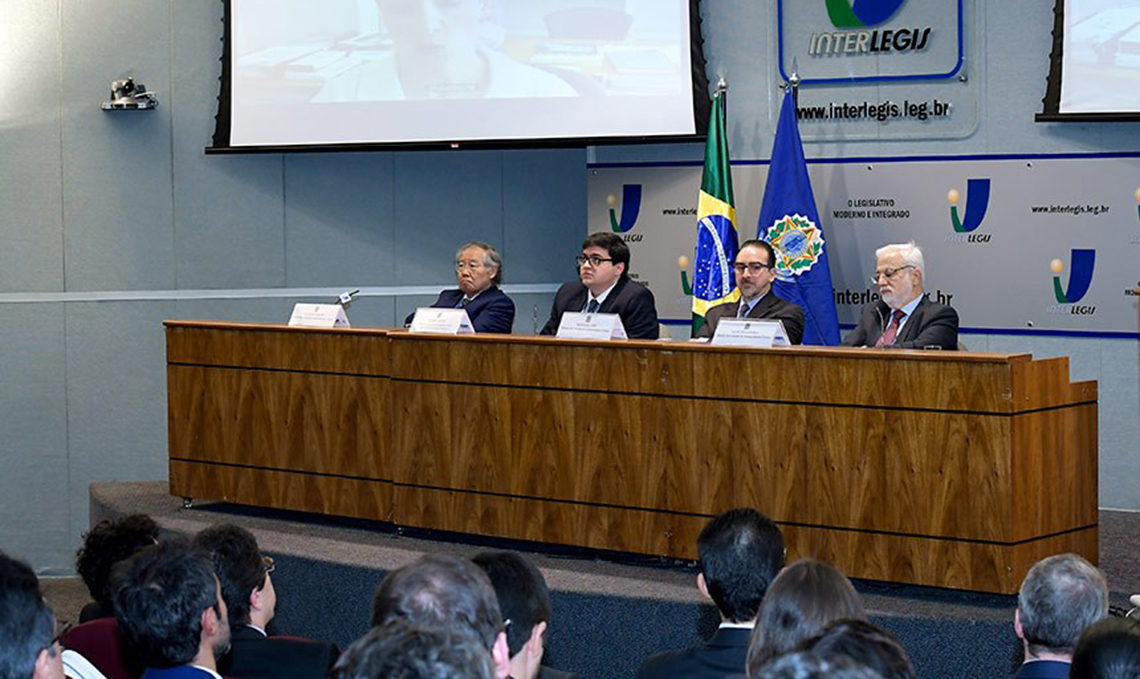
[588, 154, 1140, 336]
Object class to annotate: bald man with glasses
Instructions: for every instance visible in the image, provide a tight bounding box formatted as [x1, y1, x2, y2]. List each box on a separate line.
[842, 242, 958, 350]
[696, 240, 805, 344]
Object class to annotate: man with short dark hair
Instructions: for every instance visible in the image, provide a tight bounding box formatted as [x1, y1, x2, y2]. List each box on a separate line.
[696, 239, 805, 344]
[333, 618, 496, 679]
[372, 553, 511, 679]
[193, 524, 338, 679]
[0, 551, 64, 679]
[636, 508, 785, 679]
[1013, 553, 1108, 679]
[540, 232, 659, 339]
[472, 551, 578, 679]
[111, 539, 231, 679]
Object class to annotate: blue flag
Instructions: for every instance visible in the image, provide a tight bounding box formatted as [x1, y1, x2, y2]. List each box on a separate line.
[757, 90, 841, 346]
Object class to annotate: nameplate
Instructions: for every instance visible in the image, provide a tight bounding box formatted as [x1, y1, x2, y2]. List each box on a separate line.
[556, 312, 628, 340]
[409, 308, 475, 335]
[711, 319, 790, 348]
[288, 303, 350, 328]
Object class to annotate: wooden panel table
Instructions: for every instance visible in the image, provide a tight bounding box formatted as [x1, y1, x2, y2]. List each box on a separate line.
[166, 321, 1098, 593]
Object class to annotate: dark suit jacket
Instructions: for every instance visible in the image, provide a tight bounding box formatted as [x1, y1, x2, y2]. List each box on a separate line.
[140, 668, 227, 679]
[636, 627, 751, 679]
[535, 666, 580, 679]
[219, 625, 339, 679]
[841, 296, 959, 350]
[404, 285, 515, 334]
[1012, 660, 1070, 679]
[696, 293, 805, 345]
[539, 278, 659, 339]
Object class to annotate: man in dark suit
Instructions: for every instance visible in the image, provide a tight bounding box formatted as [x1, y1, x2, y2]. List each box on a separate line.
[696, 240, 805, 344]
[636, 509, 785, 679]
[193, 524, 338, 679]
[472, 551, 579, 679]
[1012, 554, 1107, 679]
[841, 242, 959, 350]
[540, 232, 658, 339]
[405, 241, 515, 333]
[111, 539, 232, 679]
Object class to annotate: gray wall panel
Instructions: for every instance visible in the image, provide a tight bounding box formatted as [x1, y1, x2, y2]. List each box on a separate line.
[64, 302, 174, 558]
[0, 0, 64, 293]
[284, 153, 395, 288]
[1098, 339, 1140, 510]
[0, 305, 70, 572]
[502, 149, 586, 284]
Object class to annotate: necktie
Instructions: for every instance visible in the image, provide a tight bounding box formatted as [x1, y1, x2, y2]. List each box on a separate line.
[876, 309, 906, 347]
[460, 297, 471, 308]
[737, 301, 749, 318]
[586, 299, 600, 314]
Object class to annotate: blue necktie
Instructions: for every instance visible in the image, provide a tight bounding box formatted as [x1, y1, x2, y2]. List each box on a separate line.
[586, 299, 600, 313]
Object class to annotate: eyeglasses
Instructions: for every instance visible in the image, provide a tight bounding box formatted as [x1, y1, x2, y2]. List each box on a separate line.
[732, 262, 773, 274]
[575, 254, 614, 268]
[455, 261, 486, 271]
[870, 265, 914, 284]
[261, 555, 275, 575]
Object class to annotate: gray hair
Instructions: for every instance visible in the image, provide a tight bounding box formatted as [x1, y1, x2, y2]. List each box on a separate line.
[875, 242, 925, 279]
[455, 241, 503, 284]
[1018, 553, 1108, 655]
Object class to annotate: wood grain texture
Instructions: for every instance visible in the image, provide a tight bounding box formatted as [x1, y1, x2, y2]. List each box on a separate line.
[167, 324, 1099, 593]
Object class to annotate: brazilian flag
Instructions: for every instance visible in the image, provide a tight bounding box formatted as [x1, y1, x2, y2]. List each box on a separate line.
[691, 86, 739, 337]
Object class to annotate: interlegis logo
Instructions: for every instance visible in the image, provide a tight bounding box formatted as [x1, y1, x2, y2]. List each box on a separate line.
[826, 0, 906, 28]
[945, 178, 991, 243]
[1048, 249, 1096, 315]
[607, 184, 641, 234]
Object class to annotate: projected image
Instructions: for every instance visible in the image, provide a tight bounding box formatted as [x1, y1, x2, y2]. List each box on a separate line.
[234, 0, 686, 103]
[1061, 0, 1140, 113]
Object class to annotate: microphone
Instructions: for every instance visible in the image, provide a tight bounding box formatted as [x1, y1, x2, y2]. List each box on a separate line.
[335, 289, 360, 308]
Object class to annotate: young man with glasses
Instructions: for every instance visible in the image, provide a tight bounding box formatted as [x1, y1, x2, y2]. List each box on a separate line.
[0, 551, 65, 679]
[841, 242, 958, 350]
[696, 240, 805, 344]
[193, 524, 338, 679]
[539, 232, 659, 339]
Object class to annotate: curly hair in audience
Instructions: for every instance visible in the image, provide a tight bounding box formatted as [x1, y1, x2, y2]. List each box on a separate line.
[471, 551, 551, 656]
[802, 619, 915, 679]
[75, 514, 159, 608]
[746, 559, 867, 675]
[193, 523, 268, 627]
[333, 619, 495, 679]
[0, 551, 57, 679]
[697, 508, 785, 623]
[753, 651, 884, 679]
[111, 539, 223, 668]
[1068, 617, 1140, 679]
[372, 553, 504, 650]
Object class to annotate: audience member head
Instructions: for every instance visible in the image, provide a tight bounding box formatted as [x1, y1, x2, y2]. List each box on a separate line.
[111, 539, 231, 671]
[193, 523, 277, 630]
[697, 508, 785, 624]
[371, 553, 510, 679]
[0, 551, 63, 679]
[746, 558, 866, 674]
[803, 619, 915, 679]
[1016, 553, 1108, 661]
[333, 618, 496, 679]
[1069, 617, 1140, 679]
[471, 551, 551, 679]
[753, 651, 883, 679]
[75, 514, 159, 612]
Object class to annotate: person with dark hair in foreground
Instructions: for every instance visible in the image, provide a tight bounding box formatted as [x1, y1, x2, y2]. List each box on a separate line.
[802, 619, 915, 679]
[333, 619, 496, 679]
[540, 232, 659, 339]
[638, 509, 785, 679]
[0, 551, 64, 679]
[75, 514, 159, 623]
[745, 559, 866, 674]
[1013, 553, 1108, 679]
[111, 539, 231, 679]
[372, 553, 511, 679]
[193, 524, 338, 679]
[1068, 617, 1140, 679]
[752, 651, 883, 679]
[471, 551, 578, 679]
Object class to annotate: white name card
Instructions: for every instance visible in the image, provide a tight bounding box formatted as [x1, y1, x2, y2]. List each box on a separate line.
[556, 312, 628, 341]
[409, 308, 475, 335]
[711, 318, 790, 348]
[288, 303, 350, 328]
